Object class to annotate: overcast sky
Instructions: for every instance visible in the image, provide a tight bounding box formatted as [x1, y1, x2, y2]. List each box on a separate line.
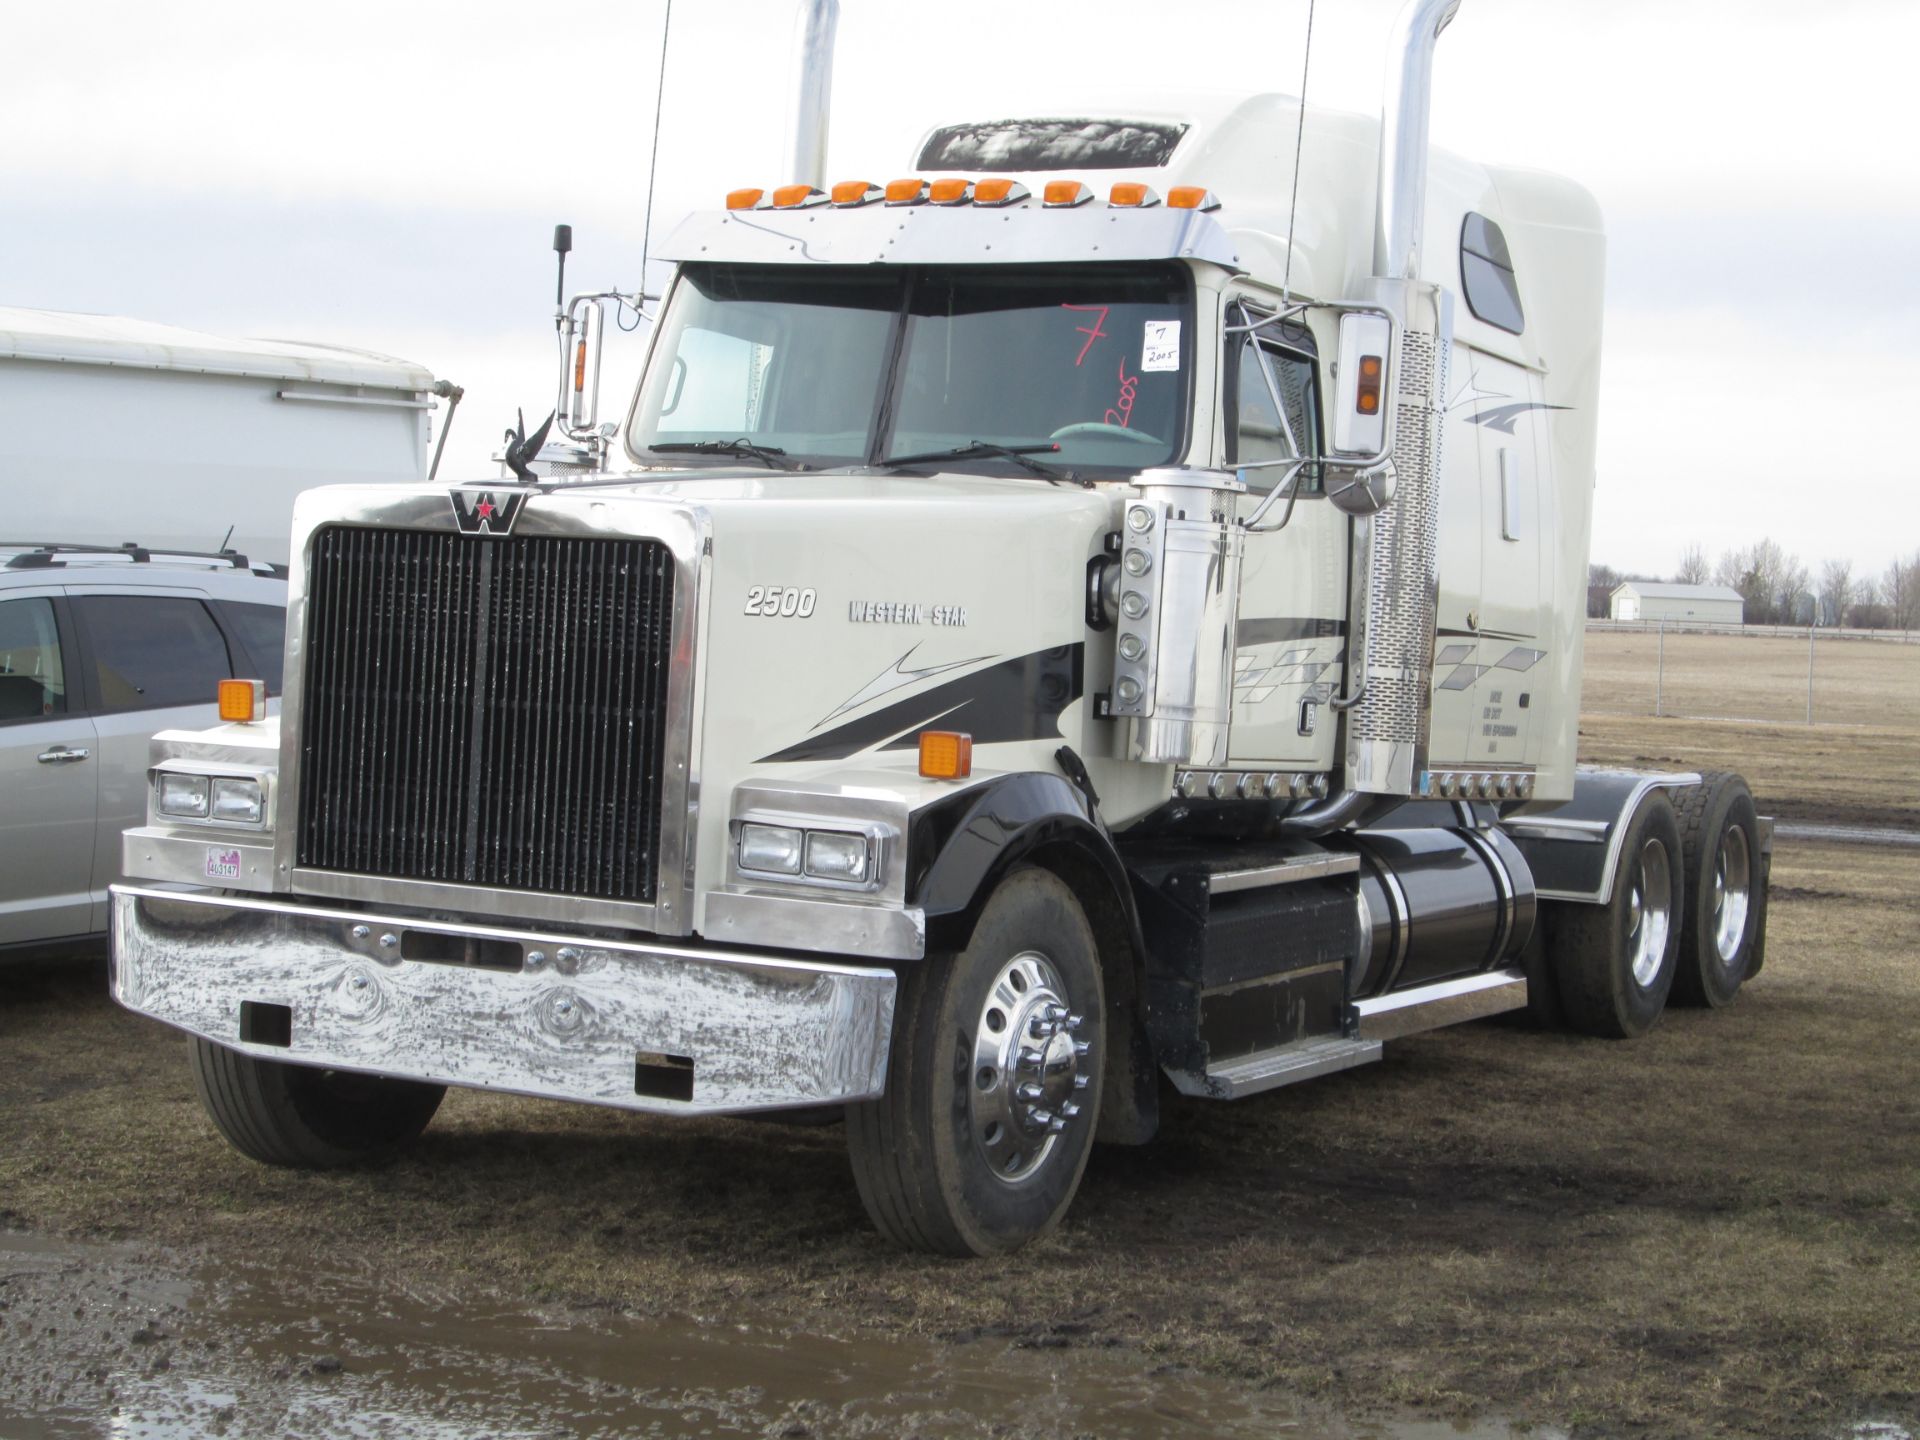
[3, 0, 1914, 580]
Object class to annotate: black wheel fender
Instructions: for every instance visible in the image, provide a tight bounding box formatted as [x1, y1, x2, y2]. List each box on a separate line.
[908, 772, 1158, 1145]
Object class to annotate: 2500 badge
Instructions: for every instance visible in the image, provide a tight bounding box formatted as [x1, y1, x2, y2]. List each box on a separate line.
[744, 585, 817, 618]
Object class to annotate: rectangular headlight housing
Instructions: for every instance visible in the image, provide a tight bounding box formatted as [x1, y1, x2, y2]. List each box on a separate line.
[156, 772, 211, 819]
[210, 777, 264, 824]
[738, 823, 804, 876]
[804, 830, 871, 883]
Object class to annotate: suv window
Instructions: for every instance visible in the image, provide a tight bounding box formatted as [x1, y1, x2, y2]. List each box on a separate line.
[216, 600, 287, 693]
[0, 597, 68, 723]
[71, 594, 234, 712]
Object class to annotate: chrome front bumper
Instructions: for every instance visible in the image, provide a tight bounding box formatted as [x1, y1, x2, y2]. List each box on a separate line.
[110, 885, 896, 1115]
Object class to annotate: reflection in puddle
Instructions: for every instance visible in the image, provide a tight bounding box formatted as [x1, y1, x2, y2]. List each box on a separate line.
[4, 1231, 1559, 1439]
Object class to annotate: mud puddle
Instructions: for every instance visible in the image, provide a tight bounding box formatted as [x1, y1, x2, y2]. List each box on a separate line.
[0, 1230, 1557, 1440]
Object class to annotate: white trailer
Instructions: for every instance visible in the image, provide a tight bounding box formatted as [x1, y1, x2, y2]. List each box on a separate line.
[109, 0, 1771, 1256]
[0, 308, 437, 564]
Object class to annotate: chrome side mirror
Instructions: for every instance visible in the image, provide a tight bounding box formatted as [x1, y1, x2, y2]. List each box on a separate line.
[1325, 464, 1397, 516]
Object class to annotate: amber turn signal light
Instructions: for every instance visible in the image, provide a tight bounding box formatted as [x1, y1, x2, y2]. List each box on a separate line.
[725, 188, 764, 210]
[928, 177, 973, 205]
[830, 180, 881, 206]
[1108, 183, 1160, 208]
[885, 178, 929, 205]
[1043, 180, 1092, 207]
[218, 678, 266, 724]
[918, 730, 973, 780]
[1356, 354, 1384, 416]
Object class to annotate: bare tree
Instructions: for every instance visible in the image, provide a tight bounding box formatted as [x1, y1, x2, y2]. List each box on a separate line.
[1777, 555, 1811, 626]
[1713, 546, 1748, 590]
[1889, 552, 1920, 631]
[1676, 542, 1710, 585]
[1819, 559, 1854, 628]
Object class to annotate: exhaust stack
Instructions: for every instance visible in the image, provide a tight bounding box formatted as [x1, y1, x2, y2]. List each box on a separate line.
[784, 0, 840, 188]
[1372, 0, 1462, 281]
[1336, 0, 1462, 804]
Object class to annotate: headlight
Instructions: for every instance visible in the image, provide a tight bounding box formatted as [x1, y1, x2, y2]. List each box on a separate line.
[739, 823, 804, 875]
[804, 830, 870, 883]
[211, 777, 264, 824]
[157, 773, 211, 819]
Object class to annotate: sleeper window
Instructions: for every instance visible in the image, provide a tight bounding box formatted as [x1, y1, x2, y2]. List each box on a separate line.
[1224, 304, 1322, 492]
[1460, 212, 1525, 335]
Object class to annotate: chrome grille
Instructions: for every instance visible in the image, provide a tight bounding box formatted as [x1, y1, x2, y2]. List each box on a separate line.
[297, 526, 675, 903]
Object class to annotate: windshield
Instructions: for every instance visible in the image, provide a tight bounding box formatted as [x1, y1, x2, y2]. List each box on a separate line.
[628, 263, 1191, 475]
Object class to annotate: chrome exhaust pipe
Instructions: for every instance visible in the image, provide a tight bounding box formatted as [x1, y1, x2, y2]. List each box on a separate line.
[784, 0, 840, 188]
[1372, 0, 1462, 281]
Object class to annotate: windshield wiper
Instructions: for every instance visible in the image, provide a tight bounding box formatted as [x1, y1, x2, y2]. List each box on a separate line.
[876, 440, 1082, 486]
[651, 439, 799, 471]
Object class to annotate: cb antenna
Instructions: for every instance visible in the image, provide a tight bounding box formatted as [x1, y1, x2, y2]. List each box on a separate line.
[1282, 0, 1317, 302]
[638, 0, 674, 304]
[552, 223, 572, 330]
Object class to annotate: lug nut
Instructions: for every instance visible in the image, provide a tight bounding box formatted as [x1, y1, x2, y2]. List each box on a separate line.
[1018, 1047, 1043, 1070]
[1016, 1082, 1044, 1102]
[1074, 1040, 1091, 1059]
[1029, 1017, 1059, 1039]
[1073, 1074, 1091, 1091]
[1060, 1101, 1082, 1120]
[1064, 1012, 1084, 1032]
[1030, 1108, 1054, 1127]
[1048, 1117, 1068, 1134]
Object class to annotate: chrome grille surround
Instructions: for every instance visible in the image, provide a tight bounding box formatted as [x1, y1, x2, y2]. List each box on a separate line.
[273, 484, 707, 936]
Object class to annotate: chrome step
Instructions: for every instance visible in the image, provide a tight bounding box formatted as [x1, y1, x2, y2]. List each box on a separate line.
[1349, 966, 1528, 1042]
[1169, 1035, 1383, 1100]
[1206, 851, 1359, 895]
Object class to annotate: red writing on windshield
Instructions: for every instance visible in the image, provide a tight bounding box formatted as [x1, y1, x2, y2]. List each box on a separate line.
[1060, 304, 1110, 367]
[1105, 357, 1140, 428]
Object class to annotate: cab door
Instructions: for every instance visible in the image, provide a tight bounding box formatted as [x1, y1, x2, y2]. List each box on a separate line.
[0, 592, 99, 946]
[1218, 297, 1347, 773]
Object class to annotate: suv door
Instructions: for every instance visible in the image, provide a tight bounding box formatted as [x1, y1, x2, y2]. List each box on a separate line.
[66, 589, 240, 929]
[0, 592, 99, 946]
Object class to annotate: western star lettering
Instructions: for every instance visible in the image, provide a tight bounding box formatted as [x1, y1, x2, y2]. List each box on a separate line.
[848, 600, 968, 626]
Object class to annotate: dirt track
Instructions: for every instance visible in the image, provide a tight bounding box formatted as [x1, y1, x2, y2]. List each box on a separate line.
[2, 639, 1917, 1439]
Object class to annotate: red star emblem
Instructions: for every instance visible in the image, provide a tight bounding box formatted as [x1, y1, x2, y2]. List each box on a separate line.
[475, 500, 495, 519]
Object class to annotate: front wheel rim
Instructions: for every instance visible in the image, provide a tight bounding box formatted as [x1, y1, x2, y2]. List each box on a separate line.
[1712, 826, 1753, 966]
[968, 951, 1090, 1185]
[1627, 837, 1674, 989]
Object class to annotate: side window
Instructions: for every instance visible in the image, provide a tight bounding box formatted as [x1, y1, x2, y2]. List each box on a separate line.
[70, 595, 234, 713]
[1461, 213, 1525, 335]
[1224, 303, 1322, 493]
[215, 600, 288, 694]
[0, 597, 68, 724]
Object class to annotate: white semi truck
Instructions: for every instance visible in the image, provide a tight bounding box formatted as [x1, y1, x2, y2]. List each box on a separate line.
[110, 0, 1769, 1255]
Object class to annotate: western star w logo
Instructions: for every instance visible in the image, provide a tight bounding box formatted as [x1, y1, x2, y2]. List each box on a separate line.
[448, 488, 528, 536]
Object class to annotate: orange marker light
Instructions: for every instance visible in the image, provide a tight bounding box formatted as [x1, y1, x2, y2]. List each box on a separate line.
[973, 177, 1028, 206]
[885, 178, 929, 205]
[918, 730, 973, 780]
[1108, 183, 1160, 208]
[1356, 354, 1384, 416]
[218, 679, 266, 724]
[928, 177, 973, 205]
[725, 188, 764, 210]
[573, 339, 587, 393]
[831, 180, 881, 206]
[772, 183, 823, 208]
[1166, 185, 1220, 211]
[1042, 179, 1092, 207]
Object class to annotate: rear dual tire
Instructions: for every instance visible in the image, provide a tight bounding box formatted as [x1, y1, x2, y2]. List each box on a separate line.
[1671, 773, 1763, 1007]
[1554, 792, 1683, 1038]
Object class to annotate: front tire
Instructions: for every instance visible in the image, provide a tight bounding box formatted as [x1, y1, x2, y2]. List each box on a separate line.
[188, 1037, 445, 1168]
[846, 867, 1104, 1256]
[1671, 773, 1762, 1008]
[1554, 791, 1683, 1038]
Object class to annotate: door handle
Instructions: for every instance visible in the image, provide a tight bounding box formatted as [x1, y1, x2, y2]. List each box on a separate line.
[37, 747, 90, 764]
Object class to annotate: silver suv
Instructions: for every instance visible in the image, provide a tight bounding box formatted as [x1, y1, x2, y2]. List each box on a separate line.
[0, 543, 287, 955]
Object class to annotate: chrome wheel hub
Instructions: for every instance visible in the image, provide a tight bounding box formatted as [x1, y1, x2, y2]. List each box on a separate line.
[969, 951, 1090, 1184]
[1712, 826, 1752, 965]
[1627, 837, 1674, 989]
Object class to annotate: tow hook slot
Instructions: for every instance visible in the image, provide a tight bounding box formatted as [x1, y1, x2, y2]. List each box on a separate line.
[399, 930, 524, 971]
[238, 1000, 293, 1048]
[635, 1052, 695, 1102]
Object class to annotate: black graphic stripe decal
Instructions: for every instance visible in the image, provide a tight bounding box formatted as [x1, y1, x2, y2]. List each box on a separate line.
[759, 645, 1085, 763]
[1235, 616, 1346, 647]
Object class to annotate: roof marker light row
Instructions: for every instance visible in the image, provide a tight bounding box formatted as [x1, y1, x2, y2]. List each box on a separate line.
[724, 181, 1220, 213]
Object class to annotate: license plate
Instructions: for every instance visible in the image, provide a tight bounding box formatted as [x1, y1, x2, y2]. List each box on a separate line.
[203, 847, 243, 882]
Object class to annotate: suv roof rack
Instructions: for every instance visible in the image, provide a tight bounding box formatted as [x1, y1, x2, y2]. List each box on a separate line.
[0, 540, 288, 578]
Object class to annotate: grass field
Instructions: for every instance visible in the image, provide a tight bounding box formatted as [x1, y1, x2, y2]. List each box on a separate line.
[1, 631, 1915, 1439]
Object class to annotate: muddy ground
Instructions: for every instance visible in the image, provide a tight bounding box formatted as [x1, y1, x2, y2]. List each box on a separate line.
[2, 645, 1917, 1439]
